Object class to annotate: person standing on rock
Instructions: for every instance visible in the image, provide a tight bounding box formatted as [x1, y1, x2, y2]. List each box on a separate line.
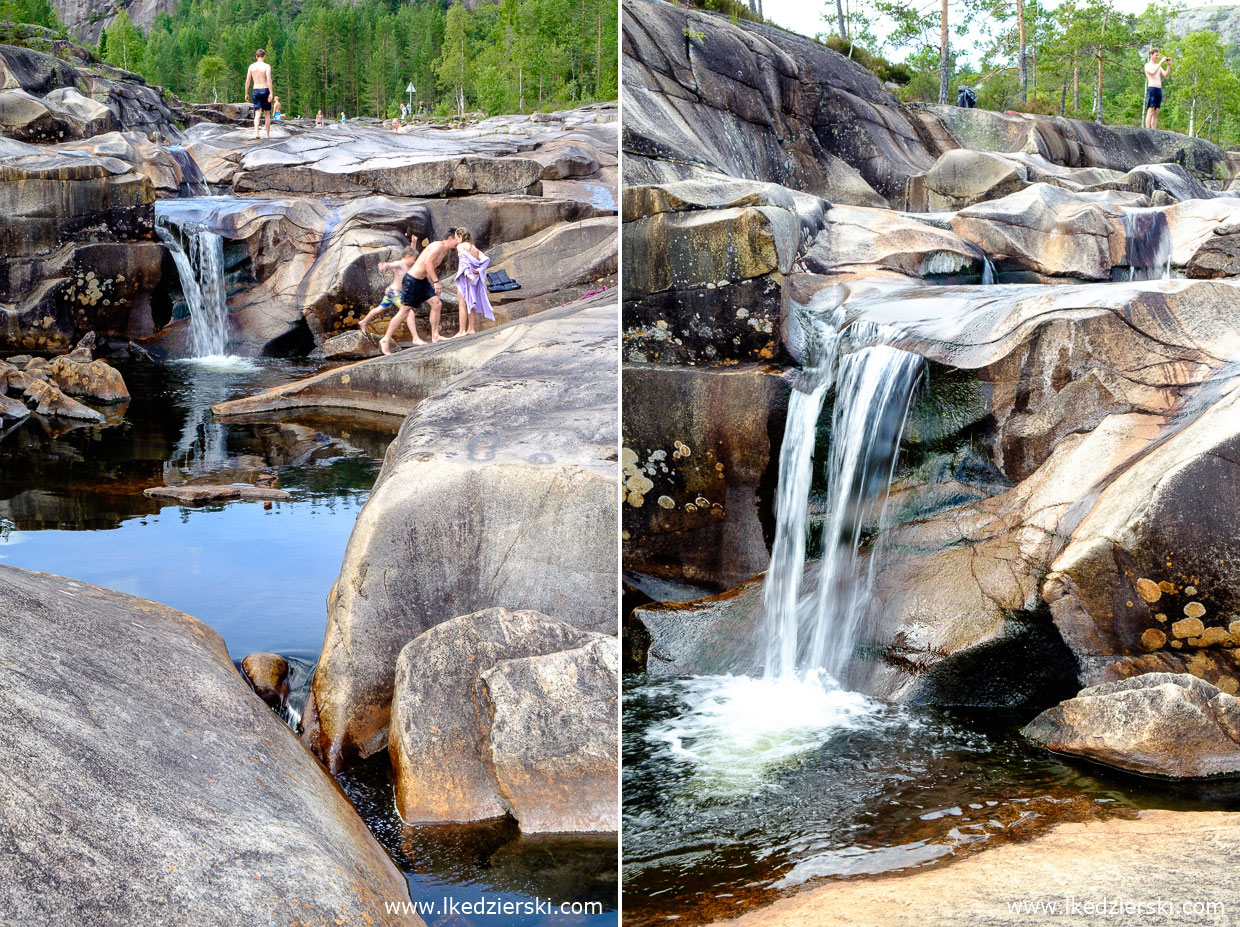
[315, 109, 324, 127]
[379, 230, 462, 354]
[452, 228, 493, 337]
[1143, 48, 1171, 130]
[244, 49, 274, 140]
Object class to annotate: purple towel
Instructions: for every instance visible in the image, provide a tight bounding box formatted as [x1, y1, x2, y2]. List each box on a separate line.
[454, 251, 494, 321]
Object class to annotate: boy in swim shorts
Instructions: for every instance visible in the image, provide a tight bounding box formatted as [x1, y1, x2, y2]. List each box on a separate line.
[380, 230, 462, 353]
[358, 247, 419, 337]
[244, 49, 274, 139]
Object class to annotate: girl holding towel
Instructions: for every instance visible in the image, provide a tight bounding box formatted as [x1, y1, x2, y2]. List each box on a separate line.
[452, 227, 495, 337]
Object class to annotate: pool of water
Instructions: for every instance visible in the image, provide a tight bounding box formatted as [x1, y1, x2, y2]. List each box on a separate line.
[341, 756, 618, 927]
[0, 354, 617, 924]
[622, 672, 1240, 927]
[0, 357, 386, 656]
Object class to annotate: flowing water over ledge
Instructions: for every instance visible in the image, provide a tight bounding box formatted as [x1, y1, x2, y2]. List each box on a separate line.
[623, 273, 1240, 926]
[0, 357, 616, 924]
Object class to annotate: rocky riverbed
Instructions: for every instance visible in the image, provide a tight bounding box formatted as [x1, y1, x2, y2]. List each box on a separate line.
[622, 0, 1240, 923]
[0, 25, 619, 925]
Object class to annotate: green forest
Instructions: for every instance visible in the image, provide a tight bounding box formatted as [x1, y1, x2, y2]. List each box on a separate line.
[2, 0, 617, 119]
[827, 0, 1240, 146]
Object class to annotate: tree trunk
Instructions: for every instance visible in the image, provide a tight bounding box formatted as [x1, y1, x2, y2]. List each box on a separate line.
[1017, 0, 1027, 102]
[1059, 79, 1066, 117]
[836, 0, 847, 37]
[1094, 52, 1103, 123]
[596, 2, 603, 98]
[1030, 35, 1037, 99]
[1189, 96, 1196, 136]
[1073, 65, 1079, 111]
[939, 0, 950, 104]
[1094, 15, 1106, 123]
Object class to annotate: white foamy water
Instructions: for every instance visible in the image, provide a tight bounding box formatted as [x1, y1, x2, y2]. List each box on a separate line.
[646, 671, 893, 795]
[175, 355, 259, 372]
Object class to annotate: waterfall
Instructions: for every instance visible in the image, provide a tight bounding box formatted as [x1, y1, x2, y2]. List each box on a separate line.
[155, 212, 231, 358]
[763, 308, 922, 682]
[981, 255, 996, 285]
[1122, 207, 1172, 281]
[167, 146, 209, 197]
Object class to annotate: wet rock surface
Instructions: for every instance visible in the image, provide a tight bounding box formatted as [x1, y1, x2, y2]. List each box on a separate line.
[142, 483, 292, 504]
[717, 810, 1238, 927]
[479, 636, 620, 833]
[1023, 674, 1240, 778]
[0, 564, 422, 926]
[240, 651, 291, 711]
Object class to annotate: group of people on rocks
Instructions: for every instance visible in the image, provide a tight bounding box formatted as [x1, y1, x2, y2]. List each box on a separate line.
[358, 228, 495, 354]
[243, 48, 498, 353]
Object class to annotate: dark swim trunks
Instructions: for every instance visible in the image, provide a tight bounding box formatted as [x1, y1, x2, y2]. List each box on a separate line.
[252, 88, 272, 112]
[401, 273, 436, 310]
[1146, 86, 1163, 109]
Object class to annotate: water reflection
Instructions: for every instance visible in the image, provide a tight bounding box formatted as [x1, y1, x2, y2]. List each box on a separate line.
[340, 755, 618, 927]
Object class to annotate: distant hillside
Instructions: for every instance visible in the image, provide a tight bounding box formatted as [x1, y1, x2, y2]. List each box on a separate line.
[53, 0, 174, 44]
[51, 0, 487, 45]
[1170, 4, 1240, 57]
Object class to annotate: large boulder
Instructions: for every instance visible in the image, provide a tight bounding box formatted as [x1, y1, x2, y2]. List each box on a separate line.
[622, 0, 937, 204]
[951, 183, 1133, 280]
[387, 608, 609, 828]
[622, 174, 826, 365]
[916, 148, 1029, 211]
[0, 42, 182, 139]
[804, 205, 982, 277]
[0, 88, 67, 142]
[1023, 674, 1240, 778]
[44, 354, 129, 403]
[1044, 375, 1240, 689]
[300, 297, 617, 772]
[0, 140, 161, 353]
[1159, 197, 1240, 267]
[927, 103, 1226, 177]
[1186, 219, 1240, 278]
[478, 637, 620, 833]
[0, 564, 421, 926]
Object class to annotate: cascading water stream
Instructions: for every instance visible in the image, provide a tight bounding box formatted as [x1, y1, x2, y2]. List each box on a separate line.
[167, 145, 209, 197]
[154, 213, 230, 359]
[648, 306, 923, 790]
[762, 308, 923, 683]
[1122, 207, 1172, 281]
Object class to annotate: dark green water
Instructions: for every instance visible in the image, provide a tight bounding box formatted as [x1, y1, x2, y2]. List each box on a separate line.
[623, 672, 1240, 927]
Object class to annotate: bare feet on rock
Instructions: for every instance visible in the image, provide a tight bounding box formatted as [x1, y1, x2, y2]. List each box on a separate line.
[379, 336, 393, 355]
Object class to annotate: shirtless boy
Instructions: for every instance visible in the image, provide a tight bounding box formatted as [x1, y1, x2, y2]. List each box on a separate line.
[357, 246, 419, 338]
[380, 231, 462, 354]
[244, 49, 274, 139]
[1144, 48, 1171, 130]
